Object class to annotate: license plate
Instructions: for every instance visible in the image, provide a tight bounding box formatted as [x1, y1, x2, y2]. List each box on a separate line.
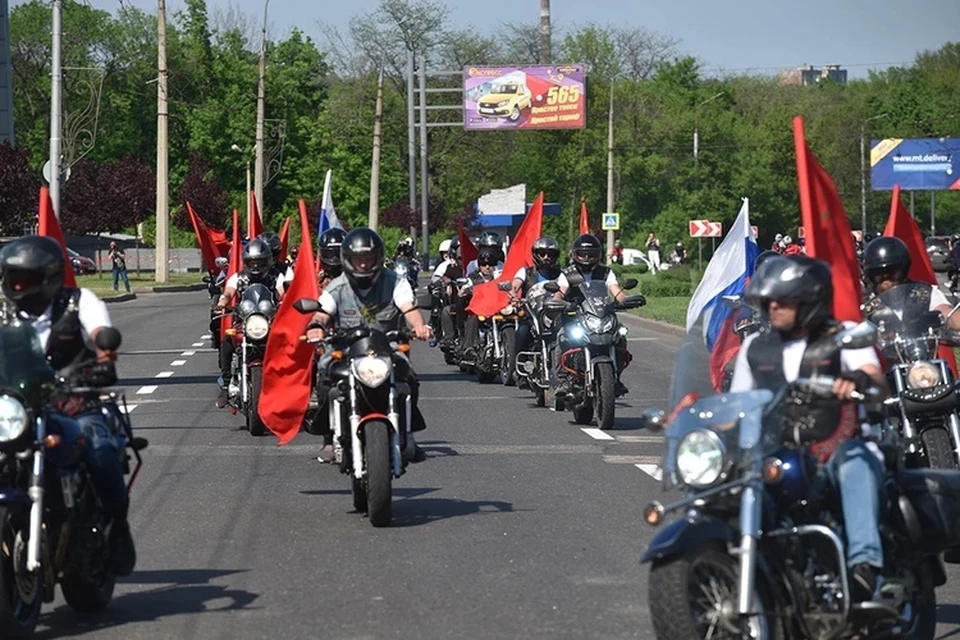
[479, 107, 494, 114]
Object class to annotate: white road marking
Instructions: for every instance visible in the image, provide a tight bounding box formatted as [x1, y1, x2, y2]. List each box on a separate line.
[155, 371, 174, 379]
[136, 385, 158, 395]
[201, 334, 212, 339]
[636, 463, 663, 481]
[626, 337, 659, 342]
[603, 454, 661, 464]
[191, 342, 204, 347]
[181, 351, 196, 357]
[581, 428, 615, 441]
[170, 360, 187, 366]
[119, 404, 137, 414]
[614, 434, 663, 443]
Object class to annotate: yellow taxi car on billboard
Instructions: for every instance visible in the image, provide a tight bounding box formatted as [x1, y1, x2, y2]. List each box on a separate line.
[476, 82, 532, 122]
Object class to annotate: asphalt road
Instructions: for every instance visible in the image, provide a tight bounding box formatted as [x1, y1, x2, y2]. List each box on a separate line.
[30, 291, 960, 639]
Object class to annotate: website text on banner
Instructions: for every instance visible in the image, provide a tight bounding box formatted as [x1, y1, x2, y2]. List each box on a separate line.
[870, 138, 960, 191]
[463, 65, 585, 131]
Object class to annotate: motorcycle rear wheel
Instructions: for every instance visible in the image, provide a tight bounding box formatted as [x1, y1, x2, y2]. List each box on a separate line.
[921, 427, 955, 469]
[246, 366, 267, 437]
[0, 508, 41, 639]
[364, 421, 393, 527]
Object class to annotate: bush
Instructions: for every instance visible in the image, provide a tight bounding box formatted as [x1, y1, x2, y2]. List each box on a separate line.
[630, 265, 704, 297]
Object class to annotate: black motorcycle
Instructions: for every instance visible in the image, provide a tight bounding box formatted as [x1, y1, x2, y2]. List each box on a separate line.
[515, 279, 559, 407]
[202, 266, 226, 350]
[640, 322, 951, 639]
[719, 294, 766, 392]
[221, 283, 276, 436]
[0, 312, 147, 638]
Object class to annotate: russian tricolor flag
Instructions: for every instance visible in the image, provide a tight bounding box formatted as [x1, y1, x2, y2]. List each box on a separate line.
[685, 198, 759, 391]
[318, 169, 342, 235]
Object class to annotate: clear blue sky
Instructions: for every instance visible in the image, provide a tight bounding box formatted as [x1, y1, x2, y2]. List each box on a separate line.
[26, 0, 960, 77]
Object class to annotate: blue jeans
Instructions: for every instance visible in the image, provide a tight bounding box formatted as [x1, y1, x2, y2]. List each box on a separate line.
[826, 440, 886, 569]
[113, 267, 130, 292]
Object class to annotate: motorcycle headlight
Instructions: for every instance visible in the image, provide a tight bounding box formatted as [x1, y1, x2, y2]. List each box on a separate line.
[907, 361, 941, 389]
[568, 324, 585, 342]
[676, 429, 726, 489]
[584, 315, 615, 333]
[0, 396, 28, 443]
[352, 356, 392, 388]
[244, 314, 270, 340]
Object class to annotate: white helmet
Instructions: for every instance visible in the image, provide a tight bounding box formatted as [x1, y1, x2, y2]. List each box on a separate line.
[439, 239, 452, 253]
[774, 233, 783, 242]
[783, 235, 793, 244]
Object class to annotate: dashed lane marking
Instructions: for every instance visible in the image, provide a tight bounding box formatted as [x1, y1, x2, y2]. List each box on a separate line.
[155, 372, 174, 379]
[635, 463, 663, 481]
[626, 337, 659, 342]
[170, 360, 187, 366]
[136, 385, 158, 395]
[581, 428, 616, 441]
[191, 342, 204, 347]
[201, 334, 212, 339]
[119, 404, 137, 414]
[181, 351, 196, 357]
[614, 434, 663, 444]
[121, 349, 215, 355]
[603, 454, 661, 465]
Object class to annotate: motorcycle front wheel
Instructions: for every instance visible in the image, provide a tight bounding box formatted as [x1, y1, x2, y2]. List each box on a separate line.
[921, 426, 955, 469]
[364, 421, 393, 527]
[246, 365, 267, 437]
[500, 326, 516, 387]
[649, 546, 780, 640]
[0, 507, 41, 639]
[594, 362, 616, 430]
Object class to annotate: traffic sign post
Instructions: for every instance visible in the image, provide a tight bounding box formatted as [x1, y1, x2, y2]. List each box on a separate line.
[601, 212, 620, 231]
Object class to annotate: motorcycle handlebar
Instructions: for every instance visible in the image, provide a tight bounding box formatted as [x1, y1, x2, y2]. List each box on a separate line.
[792, 376, 867, 402]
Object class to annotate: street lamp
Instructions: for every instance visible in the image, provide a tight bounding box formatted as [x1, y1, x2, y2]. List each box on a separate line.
[860, 112, 889, 235]
[232, 144, 252, 231]
[693, 91, 724, 269]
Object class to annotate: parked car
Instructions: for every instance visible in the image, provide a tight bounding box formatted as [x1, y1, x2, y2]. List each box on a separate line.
[925, 235, 952, 272]
[67, 248, 97, 274]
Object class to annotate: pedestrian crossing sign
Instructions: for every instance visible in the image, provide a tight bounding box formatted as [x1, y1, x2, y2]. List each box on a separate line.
[601, 213, 620, 231]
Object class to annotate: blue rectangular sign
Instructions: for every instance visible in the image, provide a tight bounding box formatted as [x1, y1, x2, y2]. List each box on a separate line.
[870, 138, 960, 191]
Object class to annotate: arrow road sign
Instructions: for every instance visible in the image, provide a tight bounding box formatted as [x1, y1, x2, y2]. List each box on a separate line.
[689, 220, 722, 238]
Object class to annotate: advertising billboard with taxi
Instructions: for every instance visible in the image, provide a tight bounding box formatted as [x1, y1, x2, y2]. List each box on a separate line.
[870, 138, 960, 191]
[463, 65, 586, 131]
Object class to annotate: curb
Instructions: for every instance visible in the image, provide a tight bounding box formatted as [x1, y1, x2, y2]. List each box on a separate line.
[621, 312, 685, 337]
[151, 283, 207, 293]
[103, 293, 137, 304]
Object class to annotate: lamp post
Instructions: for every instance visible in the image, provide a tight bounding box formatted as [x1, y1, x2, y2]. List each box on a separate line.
[605, 80, 614, 264]
[860, 112, 889, 235]
[254, 0, 270, 214]
[231, 144, 252, 232]
[47, 0, 63, 217]
[693, 91, 724, 269]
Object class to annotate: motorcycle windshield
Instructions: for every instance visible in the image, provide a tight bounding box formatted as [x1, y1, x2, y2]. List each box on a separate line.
[872, 284, 942, 363]
[239, 284, 276, 319]
[577, 280, 612, 316]
[0, 318, 56, 407]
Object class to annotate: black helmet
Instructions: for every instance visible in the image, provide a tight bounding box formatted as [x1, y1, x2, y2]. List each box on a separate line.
[258, 232, 282, 263]
[754, 250, 779, 271]
[319, 227, 347, 276]
[952, 234, 960, 243]
[571, 234, 603, 272]
[0, 236, 66, 315]
[289, 247, 299, 261]
[342, 228, 385, 289]
[532, 236, 560, 270]
[242, 238, 273, 280]
[863, 236, 910, 283]
[477, 231, 503, 261]
[746, 255, 833, 333]
[448, 237, 461, 262]
[477, 247, 499, 267]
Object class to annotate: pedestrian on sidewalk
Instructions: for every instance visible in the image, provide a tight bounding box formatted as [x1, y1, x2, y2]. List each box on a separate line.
[646, 233, 661, 273]
[109, 241, 131, 292]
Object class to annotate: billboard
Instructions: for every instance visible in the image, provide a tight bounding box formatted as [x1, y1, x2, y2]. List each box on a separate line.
[463, 65, 585, 131]
[870, 138, 960, 191]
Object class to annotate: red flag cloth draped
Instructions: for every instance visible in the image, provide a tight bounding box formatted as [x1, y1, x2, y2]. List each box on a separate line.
[260, 199, 320, 444]
[209, 227, 230, 258]
[793, 116, 862, 322]
[278, 217, 290, 260]
[457, 217, 478, 268]
[249, 191, 264, 240]
[220, 209, 242, 340]
[467, 191, 545, 317]
[579, 198, 590, 235]
[884, 184, 958, 374]
[186, 201, 219, 275]
[38, 186, 77, 287]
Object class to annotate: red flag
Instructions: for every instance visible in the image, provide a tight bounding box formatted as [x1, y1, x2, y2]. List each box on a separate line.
[278, 217, 290, 260]
[467, 192, 545, 317]
[457, 216, 478, 268]
[249, 191, 264, 240]
[209, 226, 230, 259]
[884, 184, 958, 374]
[579, 197, 590, 235]
[259, 200, 320, 444]
[38, 187, 77, 287]
[793, 116, 862, 322]
[186, 201, 219, 275]
[220, 209, 242, 340]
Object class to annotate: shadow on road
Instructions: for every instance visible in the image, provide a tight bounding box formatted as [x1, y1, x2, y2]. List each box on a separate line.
[416, 372, 475, 382]
[300, 487, 441, 499]
[420, 440, 460, 458]
[34, 569, 258, 639]
[938, 603, 960, 638]
[391, 497, 516, 527]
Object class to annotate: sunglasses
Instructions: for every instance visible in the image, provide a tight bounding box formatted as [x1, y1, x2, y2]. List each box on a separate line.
[478, 257, 497, 266]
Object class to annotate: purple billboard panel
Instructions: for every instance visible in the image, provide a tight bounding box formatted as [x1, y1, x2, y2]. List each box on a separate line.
[463, 65, 586, 131]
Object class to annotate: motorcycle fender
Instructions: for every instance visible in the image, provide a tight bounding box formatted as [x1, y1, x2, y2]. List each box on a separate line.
[0, 489, 30, 506]
[358, 412, 393, 435]
[590, 354, 613, 367]
[641, 515, 736, 564]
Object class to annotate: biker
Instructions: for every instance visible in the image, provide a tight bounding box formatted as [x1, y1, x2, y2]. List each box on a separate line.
[459, 247, 503, 365]
[437, 238, 452, 265]
[949, 233, 960, 292]
[669, 242, 686, 265]
[782, 235, 803, 256]
[510, 237, 562, 384]
[730, 254, 887, 602]
[0, 236, 136, 577]
[305, 228, 431, 463]
[317, 227, 347, 292]
[862, 236, 960, 331]
[259, 231, 293, 294]
[432, 238, 456, 283]
[213, 238, 283, 408]
[436, 239, 465, 352]
[772, 233, 784, 253]
[466, 231, 504, 276]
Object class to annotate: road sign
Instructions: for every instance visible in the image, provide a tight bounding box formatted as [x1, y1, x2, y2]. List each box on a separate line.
[689, 220, 722, 238]
[601, 212, 620, 231]
[42, 160, 70, 184]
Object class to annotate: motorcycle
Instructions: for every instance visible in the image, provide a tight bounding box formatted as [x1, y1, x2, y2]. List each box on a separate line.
[544, 276, 645, 429]
[293, 298, 416, 527]
[718, 295, 766, 392]
[392, 256, 419, 293]
[463, 282, 521, 385]
[873, 303, 960, 470]
[0, 311, 147, 638]
[639, 321, 953, 640]
[221, 283, 276, 436]
[515, 279, 559, 407]
[202, 257, 228, 350]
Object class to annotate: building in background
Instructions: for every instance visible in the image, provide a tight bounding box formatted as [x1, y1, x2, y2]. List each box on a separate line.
[0, 0, 13, 145]
[778, 64, 848, 87]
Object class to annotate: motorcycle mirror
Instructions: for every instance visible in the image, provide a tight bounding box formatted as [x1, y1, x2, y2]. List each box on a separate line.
[95, 327, 123, 352]
[293, 298, 320, 314]
[202, 275, 212, 284]
[639, 408, 666, 433]
[835, 321, 877, 349]
[497, 281, 513, 292]
[543, 281, 560, 294]
[622, 278, 639, 290]
[721, 295, 743, 309]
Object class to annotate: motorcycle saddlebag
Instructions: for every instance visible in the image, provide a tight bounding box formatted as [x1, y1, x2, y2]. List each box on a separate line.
[898, 469, 960, 551]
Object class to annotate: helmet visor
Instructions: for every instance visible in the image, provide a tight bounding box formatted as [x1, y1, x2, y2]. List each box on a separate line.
[321, 247, 342, 266]
[347, 251, 380, 276]
[573, 247, 601, 263]
[4, 268, 45, 298]
[245, 257, 270, 275]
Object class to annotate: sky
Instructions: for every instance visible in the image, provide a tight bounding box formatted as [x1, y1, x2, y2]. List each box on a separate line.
[45, 0, 959, 79]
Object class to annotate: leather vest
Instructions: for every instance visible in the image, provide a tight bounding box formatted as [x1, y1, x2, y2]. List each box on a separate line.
[468, 270, 495, 286]
[237, 270, 279, 297]
[862, 281, 932, 334]
[325, 270, 402, 333]
[46, 288, 95, 372]
[525, 266, 561, 292]
[746, 321, 844, 445]
[563, 264, 611, 283]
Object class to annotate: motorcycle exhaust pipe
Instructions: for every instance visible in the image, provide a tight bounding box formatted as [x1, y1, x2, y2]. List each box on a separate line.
[27, 417, 46, 572]
[948, 412, 960, 464]
[349, 377, 364, 480]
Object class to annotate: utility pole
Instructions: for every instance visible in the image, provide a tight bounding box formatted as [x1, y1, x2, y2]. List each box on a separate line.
[154, 0, 169, 283]
[605, 83, 615, 264]
[254, 0, 270, 217]
[48, 0, 63, 217]
[418, 55, 429, 263]
[369, 70, 384, 230]
[539, 0, 551, 64]
[406, 50, 417, 243]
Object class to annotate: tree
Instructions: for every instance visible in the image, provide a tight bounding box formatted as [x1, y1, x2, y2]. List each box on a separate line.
[176, 153, 230, 230]
[60, 159, 107, 235]
[96, 156, 156, 232]
[0, 143, 40, 235]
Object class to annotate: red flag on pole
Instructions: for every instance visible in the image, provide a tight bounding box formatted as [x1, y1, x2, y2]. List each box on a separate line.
[220, 209, 242, 340]
[278, 217, 290, 260]
[884, 184, 958, 374]
[579, 197, 590, 235]
[186, 201, 219, 275]
[793, 116, 862, 322]
[457, 216, 478, 268]
[259, 200, 321, 444]
[209, 226, 230, 259]
[38, 186, 77, 287]
[467, 192, 545, 317]
[249, 191, 264, 240]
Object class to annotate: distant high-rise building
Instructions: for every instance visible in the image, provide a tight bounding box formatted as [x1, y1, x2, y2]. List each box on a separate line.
[778, 64, 848, 86]
[0, 0, 13, 145]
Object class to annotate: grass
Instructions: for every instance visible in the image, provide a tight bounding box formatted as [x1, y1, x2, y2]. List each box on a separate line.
[76, 272, 203, 297]
[631, 296, 690, 327]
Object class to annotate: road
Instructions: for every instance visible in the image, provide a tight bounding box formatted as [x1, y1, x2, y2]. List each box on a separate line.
[32, 291, 960, 639]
